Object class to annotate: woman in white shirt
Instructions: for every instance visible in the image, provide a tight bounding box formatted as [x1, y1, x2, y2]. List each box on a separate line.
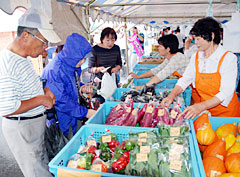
[161, 17, 240, 119]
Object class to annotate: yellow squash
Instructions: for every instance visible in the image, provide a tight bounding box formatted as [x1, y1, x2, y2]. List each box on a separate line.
[227, 140, 240, 156]
[225, 133, 236, 151]
[216, 123, 237, 139]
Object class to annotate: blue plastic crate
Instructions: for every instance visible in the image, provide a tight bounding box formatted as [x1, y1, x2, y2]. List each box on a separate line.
[86, 102, 144, 126]
[189, 116, 240, 177]
[49, 124, 199, 177]
[133, 64, 159, 72]
[133, 78, 178, 88]
[108, 87, 191, 106]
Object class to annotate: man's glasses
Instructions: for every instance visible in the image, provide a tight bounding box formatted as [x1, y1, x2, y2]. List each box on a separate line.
[28, 32, 49, 47]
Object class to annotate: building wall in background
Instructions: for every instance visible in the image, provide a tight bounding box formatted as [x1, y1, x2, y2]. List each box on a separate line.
[0, 31, 15, 51]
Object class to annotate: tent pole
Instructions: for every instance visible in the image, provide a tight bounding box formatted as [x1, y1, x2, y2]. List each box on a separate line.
[124, 17, 129, 74]
[85, 6, 91, 41]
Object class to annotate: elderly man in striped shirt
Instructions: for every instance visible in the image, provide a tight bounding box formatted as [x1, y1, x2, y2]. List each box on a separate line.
[0, 8, 60, 177]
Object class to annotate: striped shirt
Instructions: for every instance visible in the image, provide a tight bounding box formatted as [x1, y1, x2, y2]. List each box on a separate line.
[151, 52, 189, 81]
[0, 49, 45, 117]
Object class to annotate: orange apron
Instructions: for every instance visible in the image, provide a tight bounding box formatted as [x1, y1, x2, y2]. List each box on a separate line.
[172, 71, 182, 78]
[192, 51, 240, 117]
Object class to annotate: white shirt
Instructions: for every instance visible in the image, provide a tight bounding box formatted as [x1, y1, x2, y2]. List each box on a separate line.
[0, 49, 45, 117]
[177, 45, 238, 107]
[175, 33, 185, 49]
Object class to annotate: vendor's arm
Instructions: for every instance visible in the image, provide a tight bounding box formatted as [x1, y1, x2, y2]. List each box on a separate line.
[129, 70, 153, 79]
[183, 97, 221, 119]
[216, 53, 238, 107]
[161, 55, 196, 107]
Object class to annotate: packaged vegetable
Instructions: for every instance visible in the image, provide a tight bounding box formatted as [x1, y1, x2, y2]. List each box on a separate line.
[140, 103, 156, 127]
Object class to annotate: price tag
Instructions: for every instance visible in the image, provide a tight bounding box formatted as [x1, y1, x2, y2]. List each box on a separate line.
[158, 109, 164, 116]
[146, 106, 153, 113]
[132, 108, 137, 115]
[171, 110, 178, 119]
[169, 149, 181, 160]
[102, 135, 111, 143]
[140, 146, 150, 154]
[210, 170, 222, 177]
[127, 107, 131, 113]
[171, 143, 183, 153]
[138, 138, 147, 143]
[116, 104, 121, 111]
[91, 164, 102, 172]
[87, 140, 97, 147]
[138, 132, 148, 138]
[170, 160, 182, 171]
[170, 127, 180, 136]
[136, 153, 148, 162]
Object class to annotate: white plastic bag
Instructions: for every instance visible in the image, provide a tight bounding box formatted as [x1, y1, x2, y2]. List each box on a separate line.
[98, 73, 117, 99]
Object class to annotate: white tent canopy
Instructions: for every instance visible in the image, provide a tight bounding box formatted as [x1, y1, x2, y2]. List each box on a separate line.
[0, 0, 239, 42]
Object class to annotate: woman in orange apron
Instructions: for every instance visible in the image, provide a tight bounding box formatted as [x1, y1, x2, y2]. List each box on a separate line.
[129, 34, 188, 90]
[161, 17, 240, 119]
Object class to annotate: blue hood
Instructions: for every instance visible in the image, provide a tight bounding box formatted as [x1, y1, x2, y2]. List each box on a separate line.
[58, 33, 92, 68]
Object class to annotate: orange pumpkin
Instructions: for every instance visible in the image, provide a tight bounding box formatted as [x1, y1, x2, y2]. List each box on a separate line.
[197, 125, 216, 145]
[199, 143, 208, 152]
[225, 153, 240, 173]
[203, 139, 227, 161]
[218, 173, 240, 177]
[203, 156, 226, 177]
[216, 123, 237, 139]
[194, 112, 210, 134]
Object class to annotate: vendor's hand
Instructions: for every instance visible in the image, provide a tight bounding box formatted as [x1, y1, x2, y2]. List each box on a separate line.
[80, 85, 95, 94]
[44, 87, 55, 104]
[111, 67, 119, 74]
[160, 96, 174, 108]
[86, 109, 97, 118]
[129, 72, 140, 79]
[134, 85, 144, 90]
[182, 103, 205, 119]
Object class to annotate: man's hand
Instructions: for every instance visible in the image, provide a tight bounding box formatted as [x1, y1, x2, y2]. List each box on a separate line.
[42, 95, 54, 109]
[182, 103, 206, 119]
[80, 85, 95, 94]
[129, 72, 140, 79]
[86, 109, 97, 118]
[44, 87, 55, 104]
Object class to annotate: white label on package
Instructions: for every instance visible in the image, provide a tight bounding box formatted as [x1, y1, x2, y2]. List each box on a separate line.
[136, 153, 148, 162]
[170, 127, 180, 136]
[170, 110, 178, 119]
[170, 160, 182, 171]
[158, 109, 164, 116]
[102, 135, 111, 143]
[87, 140, 97, 147]
[138, 132, 148, 138]
[140, 146, 150, 154]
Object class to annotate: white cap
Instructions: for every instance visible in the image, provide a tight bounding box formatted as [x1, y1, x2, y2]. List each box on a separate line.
[18, 8, 61, 43]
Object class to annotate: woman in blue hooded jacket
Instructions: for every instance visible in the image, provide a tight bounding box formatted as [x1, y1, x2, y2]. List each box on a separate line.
[42, 33, 96, 139]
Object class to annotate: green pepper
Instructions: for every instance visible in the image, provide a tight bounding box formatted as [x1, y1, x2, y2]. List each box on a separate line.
[100, 151, 111, 162]
[125, 140, 135, 151]
[109, 133, 117, 140]
[85, 153, 93, 170]
[114, 146, 125, 156]
[99, 143, 109, 152]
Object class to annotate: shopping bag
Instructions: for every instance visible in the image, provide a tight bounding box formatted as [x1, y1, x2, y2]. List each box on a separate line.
[98, 72, 117, 99]
[44, 107, 68, 161]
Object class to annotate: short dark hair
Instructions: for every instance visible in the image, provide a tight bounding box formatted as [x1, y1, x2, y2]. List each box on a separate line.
[158, 34, 179, 54]
[190, 17, 221, 44]
[17, 26, 39, 37]
[175, 27, 180, 33]
[100, 27, 117, 43]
